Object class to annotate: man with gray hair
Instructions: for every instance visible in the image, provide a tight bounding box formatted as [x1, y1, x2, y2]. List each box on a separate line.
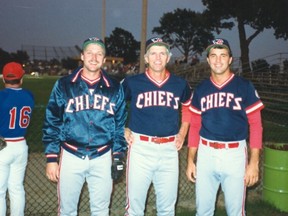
[123, 37, 192, 216]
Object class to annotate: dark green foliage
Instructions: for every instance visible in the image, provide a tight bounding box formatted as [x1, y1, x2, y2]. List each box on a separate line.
[202, 0, 288, 72]
[105, 27, 140, 64]
[152, 8, 214, 63]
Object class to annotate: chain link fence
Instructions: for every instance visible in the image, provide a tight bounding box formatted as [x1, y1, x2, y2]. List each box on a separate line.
[5, 70, 288, 215]
[7, 104, 197, 215]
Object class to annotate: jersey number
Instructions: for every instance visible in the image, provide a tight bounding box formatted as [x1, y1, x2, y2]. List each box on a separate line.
[9, 106, 32, 129]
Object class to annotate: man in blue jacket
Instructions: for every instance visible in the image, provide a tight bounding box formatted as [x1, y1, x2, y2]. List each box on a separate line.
[42, 37, 127, 216]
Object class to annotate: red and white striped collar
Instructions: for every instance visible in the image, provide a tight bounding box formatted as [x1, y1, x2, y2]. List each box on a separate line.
[210, 73, 234, 89]
[71, 68, 110, 87]
[145, 69, 170, 87]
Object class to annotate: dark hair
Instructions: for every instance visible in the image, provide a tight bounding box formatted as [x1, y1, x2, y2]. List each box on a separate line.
[206, 46, 232, 57]
[4, 79, 21, 85]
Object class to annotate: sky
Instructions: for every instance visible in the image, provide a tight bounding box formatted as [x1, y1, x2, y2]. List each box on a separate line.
[1, 0, 288, 61]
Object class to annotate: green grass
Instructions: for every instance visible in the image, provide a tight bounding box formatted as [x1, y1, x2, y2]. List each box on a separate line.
[0, 75, 58, 105]
[176, 200, 288, 215]
[22, 75, 58, 105]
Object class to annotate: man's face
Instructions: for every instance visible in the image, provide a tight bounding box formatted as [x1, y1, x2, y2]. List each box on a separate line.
[207, 48, 232, 75]
[144, 45, 170, 73]
[81, 43, 106, 73]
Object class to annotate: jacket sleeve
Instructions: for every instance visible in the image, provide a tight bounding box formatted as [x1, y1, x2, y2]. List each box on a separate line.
[112, 84, 127, 154]
[42, 80, 65, 162]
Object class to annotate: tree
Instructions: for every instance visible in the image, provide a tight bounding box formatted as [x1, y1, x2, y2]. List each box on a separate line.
[105, 27, 140, 64]
[0, 48, 12, 71]
[251, 58, 270, 79]
[0, 49, 30, 72]
[10, 50, 29, 63]
[202, 0, 288, 72]
[252, 59, 270, 74]
[270, 64, 280, 76]
[61, 57, 79, 71]
[152, 8, 214, 63]
[283, 59, 288, 74]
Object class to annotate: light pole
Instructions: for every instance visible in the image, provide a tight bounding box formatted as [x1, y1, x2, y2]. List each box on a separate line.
[139, 0, 147, 73]
[102, 0, 106, 42]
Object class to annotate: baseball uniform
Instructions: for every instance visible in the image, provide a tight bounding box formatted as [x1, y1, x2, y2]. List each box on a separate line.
[42, 66, 127, 215]
[189, 73, 264, 215]
[0, 62, 34, 216]
[123, 70, 192, 215]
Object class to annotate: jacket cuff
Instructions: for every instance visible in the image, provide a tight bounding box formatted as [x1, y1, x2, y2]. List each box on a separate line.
[46, 158, 58, 163]
[46, 154, 58, 163]
[113, 152, 125, 159]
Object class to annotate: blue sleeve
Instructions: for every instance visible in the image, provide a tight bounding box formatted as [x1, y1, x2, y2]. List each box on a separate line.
[122, 77, 131, 101]
[181, 81, 192, 105]
[112, 84, 127, 154]
[243, 80, 263, 109]
[42, 80, 65, 160]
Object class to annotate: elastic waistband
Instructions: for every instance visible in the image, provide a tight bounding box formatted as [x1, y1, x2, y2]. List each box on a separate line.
[62, 142, 111, 160]
[63, 142, 109, 152]
[139, 135, 175, 144]
[201, 138, 239, 149]
[4, 137, 25, 142]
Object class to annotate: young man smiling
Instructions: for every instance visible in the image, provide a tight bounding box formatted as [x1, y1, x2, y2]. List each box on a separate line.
[43, 37, 127, 216]
[186, 38, 264, 216]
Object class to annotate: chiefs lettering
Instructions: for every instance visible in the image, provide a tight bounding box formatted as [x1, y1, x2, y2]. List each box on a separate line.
[65, 94, 115, 114]
[136, 91, 180, 109]
[201, 92, 242, 112]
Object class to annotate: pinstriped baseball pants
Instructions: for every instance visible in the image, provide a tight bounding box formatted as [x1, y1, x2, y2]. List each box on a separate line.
[195, 139, 247, 216]
[125, 133, 178, 216]
[58, 149, 112, 216]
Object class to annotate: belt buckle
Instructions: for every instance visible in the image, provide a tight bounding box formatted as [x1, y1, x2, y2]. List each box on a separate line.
[212, 142, 225, 149]
[152, 137, 163, 144]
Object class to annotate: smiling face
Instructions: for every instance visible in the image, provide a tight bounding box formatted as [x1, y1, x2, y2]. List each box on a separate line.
[144, 45, 171, 73]
[207, 47, 233, 76]
[81, 43, 106, 75]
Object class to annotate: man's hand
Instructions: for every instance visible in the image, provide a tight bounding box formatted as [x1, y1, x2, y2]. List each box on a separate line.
[186, 147, 198, 183]
[175, 133, 185, 150]
[46, 162, 59, 183]
[175, 122, 190, 151]
[245, 148, 260, 187]
[124, 128, 134, 145]
[244, 162, 259, 187]
[186, 161, 197, 183]
[111, 153, 125, 182]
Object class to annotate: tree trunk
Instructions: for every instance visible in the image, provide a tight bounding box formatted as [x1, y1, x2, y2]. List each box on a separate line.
[237, 19, 251, 74]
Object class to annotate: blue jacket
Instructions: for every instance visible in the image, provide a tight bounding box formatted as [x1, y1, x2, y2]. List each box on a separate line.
[42, 67, 127, 162]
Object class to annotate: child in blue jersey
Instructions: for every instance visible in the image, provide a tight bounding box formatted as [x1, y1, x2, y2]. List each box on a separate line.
[186, 38, 264, 216]
[0, 62, 34, 216]
[123, 37, 192, 216]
